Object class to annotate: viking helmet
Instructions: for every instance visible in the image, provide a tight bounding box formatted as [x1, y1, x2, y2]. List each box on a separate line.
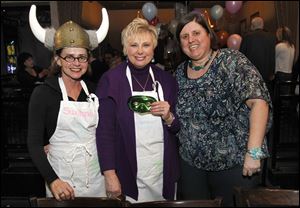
[54, 21, 90, 50]
[29, 4, 109, 50]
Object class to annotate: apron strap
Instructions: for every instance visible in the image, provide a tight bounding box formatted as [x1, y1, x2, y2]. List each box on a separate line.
[58, 77, 98, 105]
[149, 69, 164, 101]
[80, 80, 90, 96]
[58, 77, 69, 101]
[59, 77, 90, 100]
[126, 66, 134, 92]
[81, 80, 99, 106]
[126, 66, 165, 101]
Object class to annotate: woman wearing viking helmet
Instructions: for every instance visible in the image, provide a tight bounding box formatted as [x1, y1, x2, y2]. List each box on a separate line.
[26, 5, 109, 201]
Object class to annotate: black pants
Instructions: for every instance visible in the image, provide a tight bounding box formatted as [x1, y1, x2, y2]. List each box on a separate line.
[177, 159, 261, 207]
[275, 72, 294, 95]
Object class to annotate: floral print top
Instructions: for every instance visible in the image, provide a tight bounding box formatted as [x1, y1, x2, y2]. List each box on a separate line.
[175, 48, 272, 171]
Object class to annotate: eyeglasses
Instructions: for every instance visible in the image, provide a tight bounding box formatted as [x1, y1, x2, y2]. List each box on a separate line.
[58, 55, 89, 63]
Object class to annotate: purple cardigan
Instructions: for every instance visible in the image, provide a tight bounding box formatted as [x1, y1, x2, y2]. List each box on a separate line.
[96, 61, 180, 200]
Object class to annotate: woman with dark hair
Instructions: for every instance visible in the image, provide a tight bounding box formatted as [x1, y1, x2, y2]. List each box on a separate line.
[16, 52, 48, 86]
[275, 26, 296, 94]
[26, 5, 109, 201]
[175, 11, 273, 206]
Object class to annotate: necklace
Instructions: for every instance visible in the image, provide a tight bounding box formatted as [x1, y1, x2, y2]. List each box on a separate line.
[188, 50, 213, 71]
[131, 73, 150, 91]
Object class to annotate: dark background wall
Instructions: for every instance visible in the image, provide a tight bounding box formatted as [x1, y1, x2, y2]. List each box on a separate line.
[1, 1, 299, 75]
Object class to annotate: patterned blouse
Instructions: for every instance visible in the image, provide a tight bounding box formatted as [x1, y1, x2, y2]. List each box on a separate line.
[175, 48, 272, 171]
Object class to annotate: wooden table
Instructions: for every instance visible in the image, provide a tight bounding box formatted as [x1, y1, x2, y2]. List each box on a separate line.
[234, 187, 299, 207]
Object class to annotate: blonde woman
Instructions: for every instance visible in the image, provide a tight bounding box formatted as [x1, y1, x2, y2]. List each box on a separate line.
[96, 18, 180, 202]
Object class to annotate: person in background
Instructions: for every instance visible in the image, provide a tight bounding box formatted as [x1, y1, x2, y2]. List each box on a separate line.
[294, 58, 299, 115]
[16, 52, 49, 86]
[27, 5, 109, 201]
[96, 17, 180, 203]
[275, 26, 295, 94]
[240, 16, 276, 98]
[153, 23, 170, 70]
[103, 49, 114, 69]
[175, 11, 272, 206]
[83, 49, 109, 85]
[108, 50, 124, 69]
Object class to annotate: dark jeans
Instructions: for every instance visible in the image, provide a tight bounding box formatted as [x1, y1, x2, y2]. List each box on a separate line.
[177, 158, 261, 207]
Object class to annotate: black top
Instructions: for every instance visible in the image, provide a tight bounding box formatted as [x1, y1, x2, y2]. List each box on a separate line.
[27, 76, 96, 185]
[240, 29, 276, 82]
[17, 66, 46, 86]
[83, 59, 109, 84]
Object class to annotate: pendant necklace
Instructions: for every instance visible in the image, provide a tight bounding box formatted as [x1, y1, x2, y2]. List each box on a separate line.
[188, 50, 213, 71]
[132, 73, 150, 91]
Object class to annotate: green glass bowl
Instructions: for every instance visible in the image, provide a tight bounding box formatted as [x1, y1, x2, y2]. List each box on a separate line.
[128, 95, 157, 113]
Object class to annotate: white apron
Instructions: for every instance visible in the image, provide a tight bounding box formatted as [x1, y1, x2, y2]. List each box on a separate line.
[45, 77, 105, 197]
[126, 66, 165, 202]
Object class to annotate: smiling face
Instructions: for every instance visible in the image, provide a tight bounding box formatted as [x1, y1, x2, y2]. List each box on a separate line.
[179, 20, 211, 61]
[56, 47, 89, 81]
[124, 32, 155, 69]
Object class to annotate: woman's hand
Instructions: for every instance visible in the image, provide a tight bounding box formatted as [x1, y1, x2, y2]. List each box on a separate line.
[151, 101, 174, 125]
[44, 144, 50, 155]
[103, 170, 122, 199]
[242, 153, 262, 177]
[39, 69, 49, 78]
[50, 178, 75, 201]
[150, 101, 170, 119]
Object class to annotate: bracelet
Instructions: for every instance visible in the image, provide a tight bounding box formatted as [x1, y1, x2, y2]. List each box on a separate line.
[246, 147, 266, 160]
[165, 112, 175, 127]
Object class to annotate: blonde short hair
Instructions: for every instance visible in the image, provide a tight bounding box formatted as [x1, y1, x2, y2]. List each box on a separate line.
[121, 18, 158, 56]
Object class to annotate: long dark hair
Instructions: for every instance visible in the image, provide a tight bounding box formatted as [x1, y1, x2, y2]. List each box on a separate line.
[17, 52, 33, 72]
[176, 11, 219, 50]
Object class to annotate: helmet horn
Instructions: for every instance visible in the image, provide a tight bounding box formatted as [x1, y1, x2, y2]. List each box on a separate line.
[96, 8, 109, 43]
[29, 5, 46, 44]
